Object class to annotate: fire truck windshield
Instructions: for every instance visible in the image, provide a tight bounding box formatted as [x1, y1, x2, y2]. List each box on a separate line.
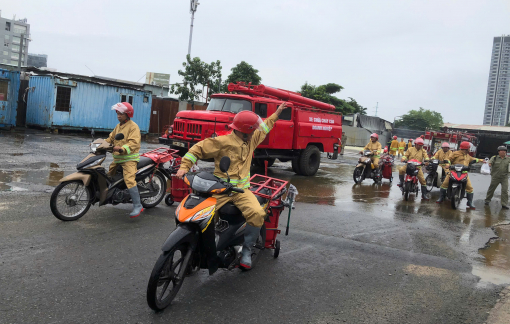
[207, 98, 252, 114]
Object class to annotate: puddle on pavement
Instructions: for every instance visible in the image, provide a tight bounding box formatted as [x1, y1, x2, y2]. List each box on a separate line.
[0, 163, 65, 191]
[476, 225, 510, 284]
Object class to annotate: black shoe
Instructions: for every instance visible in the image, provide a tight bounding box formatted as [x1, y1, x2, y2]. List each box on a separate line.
[502, 205, 509, 210]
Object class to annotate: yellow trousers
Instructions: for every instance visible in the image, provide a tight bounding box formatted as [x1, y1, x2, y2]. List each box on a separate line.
[399, 165, 426, 186]
[398, 149, 404, 156]
[108, 161, 138, 189]
[440, 174, 473, 193]
[215, 190, 266, 227]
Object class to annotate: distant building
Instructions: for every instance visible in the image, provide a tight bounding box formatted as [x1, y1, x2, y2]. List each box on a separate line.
[483, 35, 510, 126]
[27, 53, 47, 68]
[0, 11, 30, 66]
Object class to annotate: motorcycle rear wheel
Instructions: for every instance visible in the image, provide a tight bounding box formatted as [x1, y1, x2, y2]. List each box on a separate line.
[50, 180, 92, 221]
[141, 171, 167, 209]
[404, 182, 411, 201]
[147, 243, 192, 311]
[451, 187, 461, 210]
[353, 167, 364, 184]
[425, 174, 435, 192]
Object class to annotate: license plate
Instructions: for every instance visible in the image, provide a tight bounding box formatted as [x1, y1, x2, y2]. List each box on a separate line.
[173, 141, 185, 148]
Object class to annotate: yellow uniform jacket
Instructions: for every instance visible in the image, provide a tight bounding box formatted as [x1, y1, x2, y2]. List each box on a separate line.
[449, 151, 479, 166]
[390, 140, 399, 153]
[433, 150, 452, 163]
[106, 120, 141, 163]
[363, 141, 382, 158]
[403, 147, 429, 162]
[399, 141, 405, 150]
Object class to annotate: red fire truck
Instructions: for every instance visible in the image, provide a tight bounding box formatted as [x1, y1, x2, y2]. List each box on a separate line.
[423, 130, 478, 157]
[159, 82, 342, 176]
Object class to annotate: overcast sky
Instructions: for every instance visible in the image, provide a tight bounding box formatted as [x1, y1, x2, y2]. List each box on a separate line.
[2, 0, 509, 124]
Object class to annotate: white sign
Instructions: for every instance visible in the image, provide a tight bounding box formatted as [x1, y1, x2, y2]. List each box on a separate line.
[312, 125, 333, 131]
[309, 117, 334, 124]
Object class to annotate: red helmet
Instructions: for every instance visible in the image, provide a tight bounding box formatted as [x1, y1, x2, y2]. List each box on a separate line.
[111, 102, 134, 118]
[441, 142, 450, 148]
[420, 135, 424, 139]
[229, 111, 262, 134]
[383, 147, 388, 153]
[393, 136, 397, 140]
[370, 133, 379, 140]
[415, 138, 424, 145]
[460, 141, 470, 150]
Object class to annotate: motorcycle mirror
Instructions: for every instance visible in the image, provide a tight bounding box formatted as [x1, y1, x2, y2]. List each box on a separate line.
[219, 156, 231, 173]
[114, 133, 125, 141]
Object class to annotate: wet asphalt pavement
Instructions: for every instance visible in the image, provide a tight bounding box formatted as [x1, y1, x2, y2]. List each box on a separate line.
[1, 129, 509, 324]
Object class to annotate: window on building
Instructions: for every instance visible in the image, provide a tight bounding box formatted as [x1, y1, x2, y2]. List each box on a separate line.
[2, 50, 7, 56]
[4, 35, 9, 40]
[10, 60, 18, 65]
[55, 86, 71, 112]
[2, 59, 7, 63]
[5, 22, 10, 31]
[120, 94, 133, 105]
[13, 25, 27, 34]
[12, 36, 20, 44]
[11, 45, 19, 52]
[128, 95, 133, 105]
[11, 53, 19, 60]
[0, 79, 8, 101]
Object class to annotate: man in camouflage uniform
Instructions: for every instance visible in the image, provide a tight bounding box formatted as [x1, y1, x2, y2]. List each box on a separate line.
[485, 146, 510, 209]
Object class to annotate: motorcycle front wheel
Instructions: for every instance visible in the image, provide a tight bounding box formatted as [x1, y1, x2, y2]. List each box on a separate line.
[147, 243, 193, 311]
[353, 167, 364, 184]
[50, 180, 92, 221]
[141, 171, 167, 209]
[425, 174, 435, 192]
[404, 182, 411, 201]
[451, 187, 461, 210]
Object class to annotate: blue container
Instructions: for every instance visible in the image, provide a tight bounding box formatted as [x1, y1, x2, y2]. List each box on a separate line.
[0, 69, 20, 128]
[26, 75, 152, 133]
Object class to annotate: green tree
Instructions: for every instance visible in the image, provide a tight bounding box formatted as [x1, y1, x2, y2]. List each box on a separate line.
[222, 61, 261, 91]
[298, 82, 367, 115]
[170, 55, 222, 109]
[394, 107, 444, 130]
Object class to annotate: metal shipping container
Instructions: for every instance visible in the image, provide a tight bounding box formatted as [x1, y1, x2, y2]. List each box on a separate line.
[0, 68, 20, 128]
[26, 75, 152, 133]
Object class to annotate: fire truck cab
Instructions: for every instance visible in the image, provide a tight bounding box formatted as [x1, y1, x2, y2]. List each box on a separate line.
[160, 82, 343, 176]
[423, 130, 478, 157]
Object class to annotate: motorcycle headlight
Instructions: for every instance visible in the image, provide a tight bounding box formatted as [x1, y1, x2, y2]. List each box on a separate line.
[191, 206, 215, 221]
[83, 158, 103, 168]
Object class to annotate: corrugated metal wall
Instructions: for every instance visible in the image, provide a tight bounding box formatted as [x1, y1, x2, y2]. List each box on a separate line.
[343, 125, 391, 147]
[26, 75, 152, 133]
[26, 76, 53, 127]
[0, 69, 20, 127]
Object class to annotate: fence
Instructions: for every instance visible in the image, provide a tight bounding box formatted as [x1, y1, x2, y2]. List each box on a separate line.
[343, 125, 391, 147]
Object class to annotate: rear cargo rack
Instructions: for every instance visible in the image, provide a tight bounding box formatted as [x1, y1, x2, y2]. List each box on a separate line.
[249, 174, 288, 200]
[142, 147, 180, 163]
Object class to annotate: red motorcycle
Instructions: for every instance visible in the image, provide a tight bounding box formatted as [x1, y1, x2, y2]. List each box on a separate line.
[402, 159, 422, 201]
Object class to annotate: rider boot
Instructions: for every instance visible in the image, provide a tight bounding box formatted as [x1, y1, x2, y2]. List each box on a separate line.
[466, 193, 475, 210]
[436, 188, 446, 204]
[398, 175, 404, 189]
[421, 186, 429, 201]
[240, 224, 260, 270]
[128, 186, 144, 218]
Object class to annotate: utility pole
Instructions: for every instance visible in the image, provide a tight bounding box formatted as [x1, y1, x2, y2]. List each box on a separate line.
[374, 102, 379, 117]
[17, 34, 24, 71]
[188, 0, 199, 56]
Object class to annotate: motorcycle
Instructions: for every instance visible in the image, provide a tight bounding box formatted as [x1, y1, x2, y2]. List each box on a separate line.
[402, 159, 422, 201]
[425, 159, 449, 192]
[353, 150, 382, 184]
[446, 161, 475, 210]
[50, 134, 174, 221]
[146, 156, 294, 311]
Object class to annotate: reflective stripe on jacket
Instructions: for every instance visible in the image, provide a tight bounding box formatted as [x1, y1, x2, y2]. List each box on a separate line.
[390, 140, 399, 151]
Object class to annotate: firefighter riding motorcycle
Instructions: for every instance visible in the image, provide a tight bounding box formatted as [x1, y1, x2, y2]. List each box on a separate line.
[49, 134, 167, 221]
[146, 157, 294, 311]
[353, 150, 382, 183]
[402, 159, 423, 201]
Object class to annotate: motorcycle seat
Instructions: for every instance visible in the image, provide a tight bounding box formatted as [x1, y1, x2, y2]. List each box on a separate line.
[218, 203, 245, 224]
[137, 156, 154, 168]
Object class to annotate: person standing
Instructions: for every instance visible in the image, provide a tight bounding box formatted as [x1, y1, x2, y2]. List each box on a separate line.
[485, 146, 510, 209]
[407, 139, 413, 151]
[398, 138, 405, 158]
[390, 136, 399, 156]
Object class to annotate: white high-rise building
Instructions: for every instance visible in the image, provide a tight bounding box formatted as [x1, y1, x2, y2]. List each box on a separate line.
[483, 35, 510, 126]
[0, 11, 30, 66]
